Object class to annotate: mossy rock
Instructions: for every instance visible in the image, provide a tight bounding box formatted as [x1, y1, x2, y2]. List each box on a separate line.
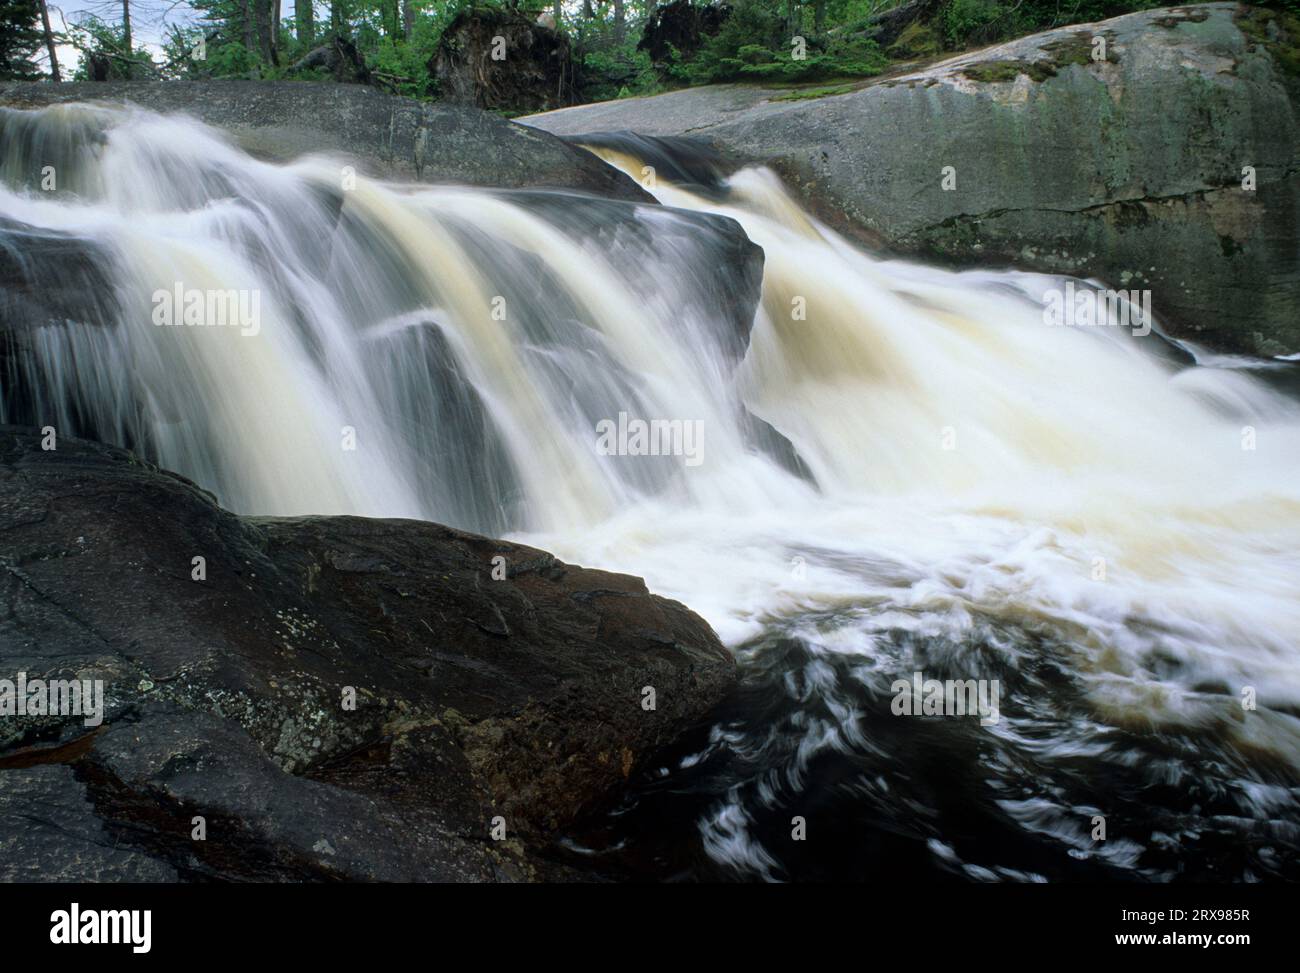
[1236, 6, 1300, 79]
[888, 20, 942, 59]
[1154, 8, 1211, 28]
[962, 30, 1117, 84]
[1040, 30, 1115, 69]
[771, 83, 858, 101]
[962, 58, 1057, 83]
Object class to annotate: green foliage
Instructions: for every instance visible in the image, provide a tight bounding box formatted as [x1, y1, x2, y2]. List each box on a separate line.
[157, 26, 250, 80]
[937, 1, 1170, 50]
[666, 0, 782, 83]
[68, 15, 156, 80]
[668, 0, 886, 85]
[19, 0, 1232, 109]
[175, 0, 455, 89]
[770, 81, 856, 99]
[939, 0, 1001, 46]
[827, 0, 904, 34]
[1237, 5, 1300, 78]
[886, 19, 940, 58]
[635, 0, 1195, 94]
[176, 0, 265, 77]
[570, 2, 662, 101]
[0, 0, 43, 81]
[367, 17, 449, 97]
[581, 46, 663, 102]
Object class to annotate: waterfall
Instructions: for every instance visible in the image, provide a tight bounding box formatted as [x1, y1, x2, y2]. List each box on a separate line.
[537, 138, 1300, 725]
[1, 104, 800, 536]
[3, 103, 1298, 879]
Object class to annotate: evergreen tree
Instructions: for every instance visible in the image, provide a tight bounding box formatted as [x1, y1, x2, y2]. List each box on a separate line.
[0, 0, 43, 80]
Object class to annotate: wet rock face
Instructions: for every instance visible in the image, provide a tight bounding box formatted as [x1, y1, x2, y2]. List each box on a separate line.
[0, 221, 115, 328]
[430, 9, 577, 113]
[0, 428, 735, 881]
[0, 80, 648, 201]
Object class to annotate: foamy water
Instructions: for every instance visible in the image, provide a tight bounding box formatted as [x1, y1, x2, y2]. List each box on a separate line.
[3, 105, 1297, 880]
[531, 146, 1300, 753]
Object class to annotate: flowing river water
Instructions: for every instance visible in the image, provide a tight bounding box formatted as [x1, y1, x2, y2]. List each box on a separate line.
[2, 105, 1298, 881]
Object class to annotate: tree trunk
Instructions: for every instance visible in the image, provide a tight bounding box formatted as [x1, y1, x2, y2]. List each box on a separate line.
[256, 0, 274, 62]
[296, 0, 315, 46]
[273, 0, 282, 61]
[330, 0, 343, 37]
[121, 0, 132, 78]
[814, 0, 825, 32]
[122, 0, 131, 49]
[553, 0, 562, 30]
[38, 0, 60, 81]
[613, 0, 625, 43]
[402, 0, 414, 39]
[243, 0, 255, 50]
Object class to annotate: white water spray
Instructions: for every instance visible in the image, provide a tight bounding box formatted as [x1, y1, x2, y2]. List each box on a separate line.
[2, 104, 1298, 780]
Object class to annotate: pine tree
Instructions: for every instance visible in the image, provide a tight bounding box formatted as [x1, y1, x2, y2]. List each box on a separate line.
[0, 0, 43, 80]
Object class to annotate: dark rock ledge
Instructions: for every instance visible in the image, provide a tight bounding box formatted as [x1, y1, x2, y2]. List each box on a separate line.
[0, 427, 735, 881]
[0, 80, 651, 203]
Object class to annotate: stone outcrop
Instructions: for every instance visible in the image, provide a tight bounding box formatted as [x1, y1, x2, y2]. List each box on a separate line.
[0, 429, 736, 881]
[0, 80, 647, 200]
[527, 4, 1300, 355]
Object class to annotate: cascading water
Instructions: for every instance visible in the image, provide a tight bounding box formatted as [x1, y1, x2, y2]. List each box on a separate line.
[2, 105, 1297, 882]
[529, 137, 1300, 882]
[1, 104, 784, 535]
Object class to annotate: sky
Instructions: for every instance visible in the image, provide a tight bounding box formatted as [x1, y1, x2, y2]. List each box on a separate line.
[38, 0, 305, 75]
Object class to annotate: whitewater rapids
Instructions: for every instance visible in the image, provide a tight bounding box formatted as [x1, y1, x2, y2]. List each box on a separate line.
[2, 103, 1297, 880]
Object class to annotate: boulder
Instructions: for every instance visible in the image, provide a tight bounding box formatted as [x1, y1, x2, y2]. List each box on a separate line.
[0, 80, 647, 201]
[527, 4, 1300, 356]
[430, 8, 577, 112]
[0, 428, 736, 880]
